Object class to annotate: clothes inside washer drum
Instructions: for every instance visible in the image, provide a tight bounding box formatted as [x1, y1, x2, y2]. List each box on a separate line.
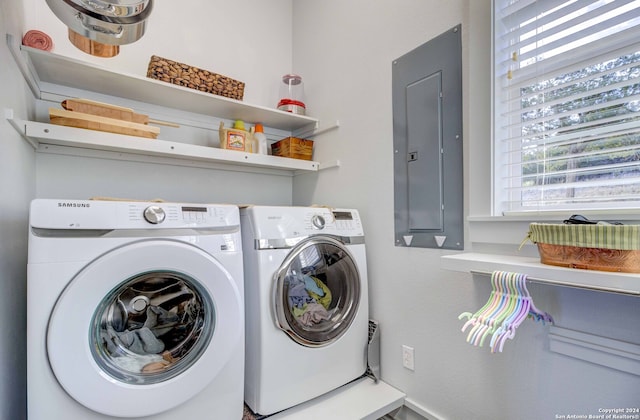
[95, 273, 209, 381]
[115, 327, 165, 354]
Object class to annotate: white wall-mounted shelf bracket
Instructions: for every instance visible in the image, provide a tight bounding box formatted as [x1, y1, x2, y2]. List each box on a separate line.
[294, 120, 340, 139]
[5, 109, 38, 149]
[6, 34, 40, 99]
[319, 160, 341, 170]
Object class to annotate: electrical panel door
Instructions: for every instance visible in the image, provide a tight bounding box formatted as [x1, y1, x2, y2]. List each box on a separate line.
[392, 25, 463, 250]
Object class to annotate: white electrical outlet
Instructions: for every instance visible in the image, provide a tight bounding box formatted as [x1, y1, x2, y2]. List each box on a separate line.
[402, 345, 415, 371]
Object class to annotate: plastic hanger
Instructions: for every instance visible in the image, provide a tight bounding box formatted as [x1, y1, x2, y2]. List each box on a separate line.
[459, 271, 502, 333]
[489, 274, 525, 350]
[487, 272, 527, 348]
[458, 271, 554, 353]
[520, 274, 554, 324]
[490, 274, 531, 352]
[473, 271, 521, 347]
[475, 272, 516, 347]
[466, 272, 508, 344]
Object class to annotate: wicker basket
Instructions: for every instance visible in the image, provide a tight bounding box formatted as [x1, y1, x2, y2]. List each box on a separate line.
[271, 137, 313, 160]
[146, 55, 244, 100]
[528, 223, 640, 273]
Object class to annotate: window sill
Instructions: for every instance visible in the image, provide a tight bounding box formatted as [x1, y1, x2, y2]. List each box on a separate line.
[468, 209, 640, 223]
[440, 252, 640, 296]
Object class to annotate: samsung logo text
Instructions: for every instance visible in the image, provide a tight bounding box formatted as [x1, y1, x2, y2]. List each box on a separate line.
[57, 202, 90, 208]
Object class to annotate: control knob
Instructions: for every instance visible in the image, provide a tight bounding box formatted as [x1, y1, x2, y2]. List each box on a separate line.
[143, 205, 166, 224]
[311, 214, 325, 229]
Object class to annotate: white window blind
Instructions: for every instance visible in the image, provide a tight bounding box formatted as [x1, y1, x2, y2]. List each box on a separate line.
[493, 0, 640, 214]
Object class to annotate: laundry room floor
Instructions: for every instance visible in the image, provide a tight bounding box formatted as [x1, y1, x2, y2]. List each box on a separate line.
[242, 404, 262, 420]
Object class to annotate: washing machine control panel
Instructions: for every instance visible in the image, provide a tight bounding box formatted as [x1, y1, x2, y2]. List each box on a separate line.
[131, 204, 237, 228]
[28, 199, 240, 230]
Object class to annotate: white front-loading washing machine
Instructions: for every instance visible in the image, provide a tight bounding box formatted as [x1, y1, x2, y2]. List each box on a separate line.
[27, 199, 244, 420]
[240, 206, 369, 416]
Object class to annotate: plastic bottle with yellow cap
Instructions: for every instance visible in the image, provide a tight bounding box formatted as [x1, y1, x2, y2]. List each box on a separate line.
[219, 120, 250, 151]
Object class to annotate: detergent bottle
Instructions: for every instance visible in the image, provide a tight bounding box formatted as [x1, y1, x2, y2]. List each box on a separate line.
[253, 123, 268, 155]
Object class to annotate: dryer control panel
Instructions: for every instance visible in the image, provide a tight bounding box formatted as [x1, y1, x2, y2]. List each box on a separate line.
[243, 206, 364, 240]
[304, 210, 362, 234]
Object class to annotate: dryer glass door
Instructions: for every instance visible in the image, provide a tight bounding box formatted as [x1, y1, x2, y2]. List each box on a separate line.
[274, 235, 360, 347]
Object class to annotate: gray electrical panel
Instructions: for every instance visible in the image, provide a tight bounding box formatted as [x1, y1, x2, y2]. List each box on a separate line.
[392, 25, 463, 250]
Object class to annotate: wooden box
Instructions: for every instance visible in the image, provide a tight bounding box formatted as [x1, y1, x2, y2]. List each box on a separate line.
[146, 55, 245, 100]
[271, 137, 314, 160]
[528, 223, 640, 273]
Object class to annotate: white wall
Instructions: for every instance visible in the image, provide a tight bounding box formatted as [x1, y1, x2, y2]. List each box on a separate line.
[293, 1, 640, 420]
[0, 0, 36, 418]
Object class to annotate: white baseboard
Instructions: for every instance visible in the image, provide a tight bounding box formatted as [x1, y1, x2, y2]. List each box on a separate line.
[403, 398, 445, 420]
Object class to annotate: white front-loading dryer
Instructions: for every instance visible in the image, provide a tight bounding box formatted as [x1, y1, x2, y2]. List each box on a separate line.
[27, 199, 244, 419]
[240, 206, 369, 416]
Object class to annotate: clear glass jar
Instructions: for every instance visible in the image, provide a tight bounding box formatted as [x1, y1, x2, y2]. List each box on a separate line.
[277, 74, 306, 115]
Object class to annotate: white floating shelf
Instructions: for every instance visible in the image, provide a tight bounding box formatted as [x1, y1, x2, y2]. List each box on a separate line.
[441, 252, 640, 296]
[8, 117, 319, 173]
[10, 35, 318, 133]
[6, 35, 338, 174]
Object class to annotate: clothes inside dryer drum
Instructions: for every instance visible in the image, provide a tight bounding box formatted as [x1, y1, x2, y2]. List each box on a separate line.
[277, 237, 360, 347]
[91, 271, 215, 385]
[288, 274, 333, 326]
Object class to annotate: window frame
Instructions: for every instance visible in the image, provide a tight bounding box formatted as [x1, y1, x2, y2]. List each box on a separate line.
[491, 0, 640, 217]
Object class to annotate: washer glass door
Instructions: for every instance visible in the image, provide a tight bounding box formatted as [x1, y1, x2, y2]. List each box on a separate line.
[91, 270, 213, 384]
[274, 235, 360, 347]
[47, 239, 242, 418]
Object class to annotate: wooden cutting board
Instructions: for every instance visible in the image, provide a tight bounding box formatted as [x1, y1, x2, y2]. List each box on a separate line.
[61, 98, 149, 124]
[49, 108, 160, 139]
[61, 98, 179, 128]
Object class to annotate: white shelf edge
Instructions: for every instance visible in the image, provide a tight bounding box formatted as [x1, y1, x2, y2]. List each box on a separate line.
[440, 252, 640, 296]
[8, 116, 320, 173]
